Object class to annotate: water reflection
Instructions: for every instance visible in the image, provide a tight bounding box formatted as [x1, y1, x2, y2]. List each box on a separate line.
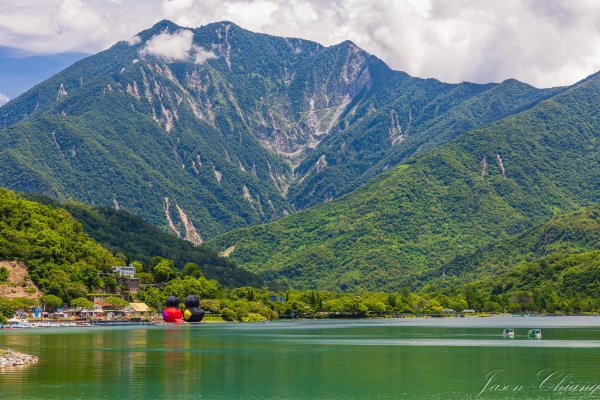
[1, 318, 600, 399]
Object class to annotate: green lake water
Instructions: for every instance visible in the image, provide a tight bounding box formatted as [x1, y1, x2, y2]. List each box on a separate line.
[2, 317, 600, 399]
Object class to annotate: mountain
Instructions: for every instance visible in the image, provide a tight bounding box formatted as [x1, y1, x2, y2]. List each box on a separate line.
[209, 71, 600, 291]
[0, 20, 558, 239]
[0, 188, 259, 299]
[286, 77, 560, 209]
[28, 195, 262, 287]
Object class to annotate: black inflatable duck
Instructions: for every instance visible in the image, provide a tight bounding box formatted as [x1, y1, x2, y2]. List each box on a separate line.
[183, 295, 205, 323]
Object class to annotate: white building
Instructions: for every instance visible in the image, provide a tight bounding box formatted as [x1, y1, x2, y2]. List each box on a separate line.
[112, 264, 136, 278]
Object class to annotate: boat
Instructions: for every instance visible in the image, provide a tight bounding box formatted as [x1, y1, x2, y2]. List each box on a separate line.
[528, 329, 542, 339]
[502, 328, 515, 337]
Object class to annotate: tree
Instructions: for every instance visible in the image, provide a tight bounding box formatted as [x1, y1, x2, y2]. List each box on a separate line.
[41, 294, 63, 311]
[136, 272, 154, 284]
[135, 286, 164, 310]
[10, 297, 37, 310]
[0, 298, 15, 323]
[221, 308, 236, 321]
[364, 299, 387, 315]
[153, 259, 177, 283]
[448, 297, 468, 312]
[387, 293, 397, 308]
[77, 264, 102, 290]
[0, 266, 9, 283]
[200, 299, 221, 313]
[164, 276, 221, 300]
[70, 297, 93, 309]
[132, 261, 144, 274]
[182, 262, 203, 278]
[105, 297, 129, 310]
[101, 273, 118, 290]
[64, 282, 88, 303]
[464, 287, 484, 311]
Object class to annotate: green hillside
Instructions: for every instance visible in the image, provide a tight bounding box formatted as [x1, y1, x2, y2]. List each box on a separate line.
[53, 200, 262, 287]
[0, 188, 117, 302]
[453, 251, 600, 313]
[0, 188, 261, 303]
[287, 78, 560, 209]
[433, 206, 600, 286]
[210, 72, 600, 291]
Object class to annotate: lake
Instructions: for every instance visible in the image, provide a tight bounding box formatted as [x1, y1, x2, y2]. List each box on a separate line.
[2, 317, 600, 399]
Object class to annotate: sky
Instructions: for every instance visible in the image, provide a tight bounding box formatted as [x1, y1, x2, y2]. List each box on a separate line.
[1, 0, 600, 104]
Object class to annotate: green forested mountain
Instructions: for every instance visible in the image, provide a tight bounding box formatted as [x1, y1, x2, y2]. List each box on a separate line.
[286, 77, 560, 209]
[0, 20, 558, 239]
[210, 71, 600, 291]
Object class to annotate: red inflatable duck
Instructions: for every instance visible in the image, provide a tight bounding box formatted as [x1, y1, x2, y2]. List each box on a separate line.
[162, 295, 183, 323]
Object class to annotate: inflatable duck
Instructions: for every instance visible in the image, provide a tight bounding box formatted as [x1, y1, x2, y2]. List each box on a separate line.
[162, 295, 183, 323]
[183, 295, 205, 323]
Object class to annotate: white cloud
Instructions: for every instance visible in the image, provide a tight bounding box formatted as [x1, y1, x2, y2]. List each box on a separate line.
[0, 93, 10, 106]
[127, 35, 141, 46]
[0, 0, 600, 87]
[140, 29, 216, 64]
[140, 30, 194, 61]
[192, 46, 217, 65]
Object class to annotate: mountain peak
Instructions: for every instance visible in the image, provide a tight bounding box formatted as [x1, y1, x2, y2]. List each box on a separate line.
[338, 39, 358, 48]
[205, 20, 241, 29]
[500, 78, 535, 89]
[134, 19, 184, 42]
[149, 19, 183, 32]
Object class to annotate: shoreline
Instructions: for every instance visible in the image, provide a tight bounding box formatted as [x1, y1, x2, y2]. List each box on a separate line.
[0, 348, 38, 367]
[2, 313, 600, 331]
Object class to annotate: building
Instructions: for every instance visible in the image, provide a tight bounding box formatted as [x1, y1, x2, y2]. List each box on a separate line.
[117, 276, 139, 293]
[113, 264, 136, 277]
[440, 308, 456, 314]
[129, 303, 150, 315]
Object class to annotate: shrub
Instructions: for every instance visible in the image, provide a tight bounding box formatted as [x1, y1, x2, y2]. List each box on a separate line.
[221, 308, 236, 321]
[0, 267, 9, 283]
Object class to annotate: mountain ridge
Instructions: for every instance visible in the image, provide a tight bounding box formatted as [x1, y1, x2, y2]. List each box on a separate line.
[0, 20, 578, 242]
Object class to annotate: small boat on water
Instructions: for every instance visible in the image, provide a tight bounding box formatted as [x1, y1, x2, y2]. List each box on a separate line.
[502, 328, 515, 337]
[528, 329, 542, 339]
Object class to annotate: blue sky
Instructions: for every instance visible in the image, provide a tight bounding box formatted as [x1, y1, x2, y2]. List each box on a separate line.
[1, 0, 600, 104]
[0, 47, 87, 100]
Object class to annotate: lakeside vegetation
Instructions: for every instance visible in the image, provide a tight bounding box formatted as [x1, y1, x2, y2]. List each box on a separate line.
[0, 187, 599, 325]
